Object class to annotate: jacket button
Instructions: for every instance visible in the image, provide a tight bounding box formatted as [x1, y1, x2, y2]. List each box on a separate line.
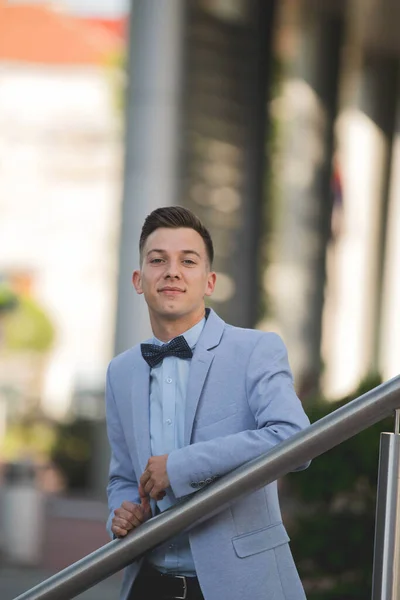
[190, 482, 198, 488]
[205, 478, 212, 484]
[198, 480, 205, 486]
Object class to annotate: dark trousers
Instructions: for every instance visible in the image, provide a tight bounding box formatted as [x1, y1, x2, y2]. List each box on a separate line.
[128, 562, 205, 600]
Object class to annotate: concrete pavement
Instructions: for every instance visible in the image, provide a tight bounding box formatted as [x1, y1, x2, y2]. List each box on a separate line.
[0, 566, 122, 600]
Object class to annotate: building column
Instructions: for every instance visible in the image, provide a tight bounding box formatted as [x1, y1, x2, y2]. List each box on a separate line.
[323, 53, 398, 397]
[271, 2, 343, 397]
[377, 92, 400, 383]
[181, 0, 276, 328]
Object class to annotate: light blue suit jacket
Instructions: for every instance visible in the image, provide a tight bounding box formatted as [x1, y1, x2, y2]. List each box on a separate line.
[106, 309, 310, 600]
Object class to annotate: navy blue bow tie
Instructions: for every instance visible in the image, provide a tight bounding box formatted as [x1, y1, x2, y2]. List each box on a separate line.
[141, 335, 193, 368]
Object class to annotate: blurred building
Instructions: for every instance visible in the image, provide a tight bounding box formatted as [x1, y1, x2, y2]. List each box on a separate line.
[0, 1, 125, 419]
[0, 0, 398, 463]
[2, 0, 398, 422]
[116, 0, 400, 402]
[320, 0, 400, 397]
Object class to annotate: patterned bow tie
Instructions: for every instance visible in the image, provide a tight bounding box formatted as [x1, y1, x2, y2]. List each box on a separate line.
[141, 335, 193, 368]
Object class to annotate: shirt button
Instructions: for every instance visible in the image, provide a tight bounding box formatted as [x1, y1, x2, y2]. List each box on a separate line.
[166, 419, 172, 425]
[169, 544, 174, 549]
[166, 377, 172, 384]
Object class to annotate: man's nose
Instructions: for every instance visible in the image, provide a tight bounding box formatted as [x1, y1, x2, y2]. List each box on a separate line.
[164, 262, 181, 279]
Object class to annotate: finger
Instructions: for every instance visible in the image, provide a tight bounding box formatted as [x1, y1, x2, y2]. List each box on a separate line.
[121, 501, 138, 512]
[112, 525, 128, 537]
[118, 501, 147, 519]
[139, 483, 146, 499]
[122, 512, 143, 528]
[153, 490, 166, 501]
[150, 485, 164, 500]
[139, 483, 150, 505]
[140, 489, 151, 507]
[140, 471, 150, 489]
[116, 508, 143, 526]
[130, 515, 143, 528]
[140, 496, 151, 517]
[144, 477, 156, 495]
[113, 517, 134, 531]
[114, 508, 134, 524]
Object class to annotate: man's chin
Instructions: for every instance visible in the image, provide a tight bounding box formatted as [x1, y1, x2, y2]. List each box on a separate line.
[159, 308, 185, 320]
[147, 302, 180, 317]
[155, 303, 194, 321]
[149, 301, 204, 322]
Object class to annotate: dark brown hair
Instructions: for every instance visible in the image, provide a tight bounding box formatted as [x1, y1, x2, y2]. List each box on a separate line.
[139, 206, 214, 266]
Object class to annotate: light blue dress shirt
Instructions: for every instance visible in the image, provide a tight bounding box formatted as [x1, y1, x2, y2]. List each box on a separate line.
[147, 317, 206, 576]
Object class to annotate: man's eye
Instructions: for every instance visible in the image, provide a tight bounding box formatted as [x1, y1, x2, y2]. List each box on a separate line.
[150, 258, 163, 263]
[183, 259, 196, 265]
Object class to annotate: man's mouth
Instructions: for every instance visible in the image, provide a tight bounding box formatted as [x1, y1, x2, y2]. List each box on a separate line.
[159, 287, 185, 293]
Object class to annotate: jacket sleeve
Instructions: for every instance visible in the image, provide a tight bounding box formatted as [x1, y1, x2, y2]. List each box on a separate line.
[166, 333, 310, 499]
[105, 362, 140, 538]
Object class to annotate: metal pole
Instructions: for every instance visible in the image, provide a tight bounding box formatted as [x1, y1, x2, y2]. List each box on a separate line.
[372, 410, 400, 599]
[13, 375, 400, 600]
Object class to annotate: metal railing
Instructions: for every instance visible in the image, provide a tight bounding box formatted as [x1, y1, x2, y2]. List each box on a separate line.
[372, 422, 400, 600]
[14, 374, 400, 600]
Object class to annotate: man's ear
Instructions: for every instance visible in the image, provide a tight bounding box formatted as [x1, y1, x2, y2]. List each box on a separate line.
[132, 270, 143, 294]
[205, 271, 217, 297]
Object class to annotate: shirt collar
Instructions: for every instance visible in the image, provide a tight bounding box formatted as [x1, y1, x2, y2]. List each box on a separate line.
[153, 316, 206, 349]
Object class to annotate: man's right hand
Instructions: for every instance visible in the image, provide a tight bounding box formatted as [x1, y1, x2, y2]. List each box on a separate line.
[111, 491, 151, 538]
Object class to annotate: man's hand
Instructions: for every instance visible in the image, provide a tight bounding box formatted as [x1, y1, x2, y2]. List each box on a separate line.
[140, 454, 169, 500]
[111, 496, 151, 538]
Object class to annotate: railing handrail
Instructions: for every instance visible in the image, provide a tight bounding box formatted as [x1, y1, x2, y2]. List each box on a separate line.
[14, 375, 400, 600]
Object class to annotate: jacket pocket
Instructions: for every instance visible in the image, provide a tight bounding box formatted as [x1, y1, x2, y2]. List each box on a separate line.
[194, 401, 237, 429]
[232, 522, 289, 558]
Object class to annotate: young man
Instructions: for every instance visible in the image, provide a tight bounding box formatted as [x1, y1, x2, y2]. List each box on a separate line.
[106, 206, 310, 600]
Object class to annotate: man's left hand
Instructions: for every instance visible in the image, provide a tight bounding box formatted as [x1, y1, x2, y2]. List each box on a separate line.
[140, 454, 169, 500]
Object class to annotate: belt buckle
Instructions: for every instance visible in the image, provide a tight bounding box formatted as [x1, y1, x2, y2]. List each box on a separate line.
[174, 575, 187, 599]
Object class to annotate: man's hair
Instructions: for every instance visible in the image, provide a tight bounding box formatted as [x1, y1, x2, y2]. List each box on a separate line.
[139, 206, 214, 266]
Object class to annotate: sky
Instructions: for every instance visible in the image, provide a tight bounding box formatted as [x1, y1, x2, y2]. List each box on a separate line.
[7, 0, 130, 17]
[61, 0, 129, 17]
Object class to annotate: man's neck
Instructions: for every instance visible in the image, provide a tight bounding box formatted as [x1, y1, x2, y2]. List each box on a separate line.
[150, 309, 206, 342]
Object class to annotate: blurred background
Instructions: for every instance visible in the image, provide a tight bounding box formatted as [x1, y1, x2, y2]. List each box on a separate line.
[0, 0, 399, 598]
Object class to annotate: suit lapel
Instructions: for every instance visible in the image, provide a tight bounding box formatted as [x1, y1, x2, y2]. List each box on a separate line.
[184, 309, 225, 445]
[130, 347, 152, 473]
[130, 310, 226, 460]
[184, 348, 214, 445]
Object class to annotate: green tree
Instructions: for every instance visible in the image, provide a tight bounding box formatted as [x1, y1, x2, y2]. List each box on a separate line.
[2, 294, 54, 352]
[51, 419, 94, 490]
[0, 282, 18, 313]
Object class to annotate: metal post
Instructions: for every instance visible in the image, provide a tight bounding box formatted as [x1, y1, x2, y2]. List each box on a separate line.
[372, 410, 400, 599]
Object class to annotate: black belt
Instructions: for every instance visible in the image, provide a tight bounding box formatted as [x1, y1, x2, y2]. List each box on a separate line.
[131, 562, 204, 599]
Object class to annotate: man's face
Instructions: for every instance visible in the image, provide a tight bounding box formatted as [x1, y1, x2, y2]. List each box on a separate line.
[133, 227, 216, 323]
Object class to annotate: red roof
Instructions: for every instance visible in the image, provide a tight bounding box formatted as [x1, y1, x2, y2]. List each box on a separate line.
[82, 17, 127, 41]
[0, 2, 125, 65]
